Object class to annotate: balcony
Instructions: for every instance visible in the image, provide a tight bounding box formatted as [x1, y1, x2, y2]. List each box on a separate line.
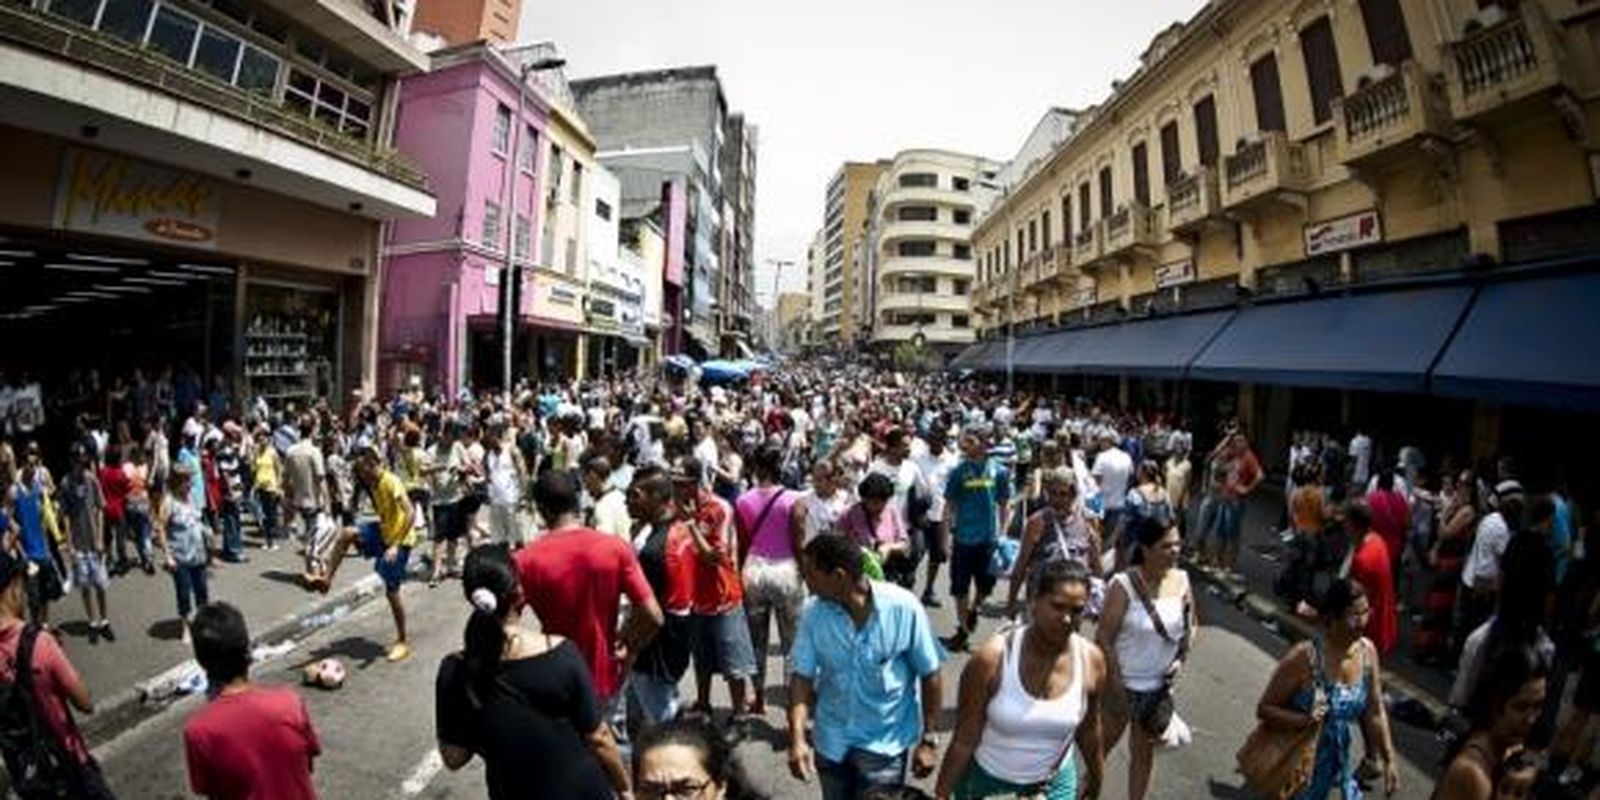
[1335, 61, 1451, 170]
[1072, 222, 1102, 267]
[1222, 131, 1312, 212]
[1167, 168, 1222, 234]
[1102, 202, 1159, 261]
[879, 219, 965, 246]
[1444, 4, 1573, 124]
[877, 256, 975, 279]
[877, 293, 971, 314]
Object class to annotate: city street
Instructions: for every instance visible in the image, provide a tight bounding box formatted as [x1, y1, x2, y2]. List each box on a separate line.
[91, 555, 1443, 799]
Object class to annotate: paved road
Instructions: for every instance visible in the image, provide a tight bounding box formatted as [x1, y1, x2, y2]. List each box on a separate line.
[96, 560, 1444, 799]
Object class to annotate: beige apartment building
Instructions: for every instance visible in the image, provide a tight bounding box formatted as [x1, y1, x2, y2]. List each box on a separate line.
[964, 0, 1600, 462]
[815, 161, 888, 345]
[860, 150, 1002, 353]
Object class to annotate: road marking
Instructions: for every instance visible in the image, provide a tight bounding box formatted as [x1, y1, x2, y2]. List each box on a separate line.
[400, 749, 443, 797]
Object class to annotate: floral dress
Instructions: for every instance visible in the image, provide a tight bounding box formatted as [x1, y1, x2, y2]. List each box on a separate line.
[1292, 638, 1369, 800]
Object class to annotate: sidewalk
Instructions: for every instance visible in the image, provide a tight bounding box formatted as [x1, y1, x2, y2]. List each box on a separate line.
[1189, 487, 1456, 719]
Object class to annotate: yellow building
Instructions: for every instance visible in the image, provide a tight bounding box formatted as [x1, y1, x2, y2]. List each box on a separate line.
[816, 161, 889, 346]
[965, 0, 1600, 460]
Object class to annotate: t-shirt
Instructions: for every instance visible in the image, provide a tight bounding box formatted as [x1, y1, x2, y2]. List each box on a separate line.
[435, 645, 612, 800]
[252, 448, 281, 495]
[1349, 532, 1397, 656]
[836, 503, 906, 549]
[370, 470, 416, 549]
[283, 442, 325, 511]
[60, 471, 103, 552]
[737, 486, 799, 561]
[672, 493, 743, 614]
[1348, 434, 1372, 486]
[1091, 448, 1134, 511]
[1462, 512, 1511, 590]
[944, 459, 1011, 547]
[97, 465, 130, 522]
[632, 524, 694, 682]
[183, 686, 320, 800]
[515, 528, 654, 700]
[0, 623, 90, 766]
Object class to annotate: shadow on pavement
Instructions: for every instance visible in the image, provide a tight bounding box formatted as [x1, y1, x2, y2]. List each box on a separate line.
[258, 568, 308, 587]
[145, 618, 184, 641]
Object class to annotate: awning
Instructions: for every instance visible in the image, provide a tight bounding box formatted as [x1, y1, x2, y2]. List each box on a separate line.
[958, 340, 1002, 371]
[1431, 271, 1600, 409]
[1015, 332, 1079, 374]
[1189, 285, 1475, 392]
[1062, 310, 1235, 378]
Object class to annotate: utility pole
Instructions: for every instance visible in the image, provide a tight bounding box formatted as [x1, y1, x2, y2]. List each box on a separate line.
[501, 54, 566, 398]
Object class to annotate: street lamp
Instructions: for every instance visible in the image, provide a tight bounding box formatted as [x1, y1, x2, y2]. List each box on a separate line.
[501, 55, 568, 397]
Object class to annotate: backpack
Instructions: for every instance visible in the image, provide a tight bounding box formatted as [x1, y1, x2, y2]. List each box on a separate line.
[0, 625, 86, 799]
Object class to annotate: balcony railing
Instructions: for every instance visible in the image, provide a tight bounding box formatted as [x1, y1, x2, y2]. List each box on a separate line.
[1167, 167, 1221, 233]
[1444, 5, 1569, 122]
[1335, 61, 1450, 167]
[1073, 222, 1102, 266]
[0, 2, 428, 191]
[1102, 202, 1157, 258]
[1222, 131, 1311, 210]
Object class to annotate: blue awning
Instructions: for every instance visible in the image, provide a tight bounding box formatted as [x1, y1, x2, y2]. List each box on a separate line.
[949, 342, 986, 369]
[1431, 271, 1600, 409]
[1063, 310, 1235, 378]
[1188, 285, 1475, 392]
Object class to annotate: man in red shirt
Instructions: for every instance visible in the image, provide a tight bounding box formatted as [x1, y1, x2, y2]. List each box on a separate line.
[670, 457, 757, 719]
[183, 602, 319, 799]
[1342, 500, 1397, 656]
[516, 471, 662, 709]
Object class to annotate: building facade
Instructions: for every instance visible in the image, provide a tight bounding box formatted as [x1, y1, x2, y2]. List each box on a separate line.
[773, 291, 810, 353]
[718, 113, 759, 356]
[413, 0, 521, 46]
[584, 164, 649, 375]
[861, 150, 1002, 355]
[963, 0, 1600, 465]
[383, 40, 593, 394]
[0, 0, 434, 411]
[815, 161, 887, 346]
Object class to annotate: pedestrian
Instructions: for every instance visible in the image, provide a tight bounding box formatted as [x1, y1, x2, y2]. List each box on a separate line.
[840, 473, 914, 587]
[934, 559, 1106, 800]
[940, 425, 1011, 653]
[624, 465, 694, 732]
[1253, 578, 1400, 799]
[914, 427, 958, 608]
[1121, 460, 1172, 569]
[795, 458, 851, 545]
[282, 416, 328, 574]
[213, 427, 247, 563]
[1090, 432, 1133, 560]
[1006, 469, 1101, 619]
[1435, 643, 1547, 800]
[516, 470, 663, 729]
[425, 418, 469, 586]
[581, 452, 633, 539]
[96, 444, 132, 574]
[1343, 500, 1398, 657]
[251, 423, 282, 552]
[788, 533, 944, 799]
[8, 453, 61, 627]
[60, 447, 113, 642]
[481, 420, 526, 548]
[1094, 517, 1196, 800]
[155, 466, 211, 644]
[0, 549, 114, 798]
[120, 445, 154, 573]
[635, 716, 768, 800]
[1199, 431, 1262, 576]
[735, 445, 804, 718]
[1365, 468, 1410, 588]
[182, 602, 320, 800]
[1449, 514, 1557, 712]
[1415, 469, 1477, 663]
[435, 544, 630, 800]
[670, 457, 758, 719]
[303, 446, 415, 662]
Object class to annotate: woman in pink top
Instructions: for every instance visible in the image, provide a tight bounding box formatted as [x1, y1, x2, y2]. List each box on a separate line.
[734, 445, 803, 717]
[838, 472, 913, 586]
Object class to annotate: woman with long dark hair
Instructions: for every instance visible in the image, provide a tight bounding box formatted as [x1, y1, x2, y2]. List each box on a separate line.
[1413, 470, 1477, 664]
[1434, 643, 1549, 799]
[434, 544, 628, 799]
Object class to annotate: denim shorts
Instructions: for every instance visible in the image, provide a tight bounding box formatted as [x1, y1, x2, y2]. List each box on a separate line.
[690, 606, 757, 679]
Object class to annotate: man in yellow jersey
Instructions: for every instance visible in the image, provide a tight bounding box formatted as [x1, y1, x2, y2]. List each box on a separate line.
[303, 445, 415, 661]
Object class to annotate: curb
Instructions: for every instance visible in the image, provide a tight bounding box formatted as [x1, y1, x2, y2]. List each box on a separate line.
[1185, 563, 1450, 725]
[80, 569, 403, 748]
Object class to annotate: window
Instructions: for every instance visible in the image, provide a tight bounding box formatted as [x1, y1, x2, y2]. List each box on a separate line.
[1098, 167, 1114, 219]
[565, 238, 578, 273]
[952, 314, 970, 328]
[954, 279, 970, 296]
[571, 162, 583, 204]
[548, 146, 565, 199]
[1131, 142, 1151, 206]
[953, 177, 971, 191]
[899, 173, 938, 188]
[1004, 240, 1011, 269]
[953, 209, 972, 225]
[596, 199, 612, 221]
[1250, 53, 1287, 132]
[1061, 196, 1073, 243]
[99, 0, 155, 45]
[1078, 183, 1091, 230]
[482, 200, 502, 251]
[1016, 229, 1025, 260]
[514, 214, 530, 259]
[898, 240, 937, 257]
[193, 25, 241, 83]
[285, 68, 369, 137]
[1359, 0, 1412, 67]
[519, 126, 538, 172]
[953, 244, 972, 260]
[1041, 211, 1052, 246]
[236, 47, 279, 94]
[46, 0, 98, 26]
[1194, 95, 1220, 167]
[1160, 122, 1182, 185]
[147, 5, 199, 65]
[1028, 220, 1038, 253]
[492, 104, 511, 154]
[1300, 17, 1344, 125]
[897, 206, 938, 222]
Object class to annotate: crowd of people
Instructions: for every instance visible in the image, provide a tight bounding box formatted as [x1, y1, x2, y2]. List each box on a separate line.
[0, 357, 1588, 799]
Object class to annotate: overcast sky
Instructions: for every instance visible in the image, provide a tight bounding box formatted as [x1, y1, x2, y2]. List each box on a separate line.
[520, 0, 1207, 306]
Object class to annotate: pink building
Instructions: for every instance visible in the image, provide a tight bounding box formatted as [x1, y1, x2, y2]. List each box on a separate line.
[382, 41, 555, 395]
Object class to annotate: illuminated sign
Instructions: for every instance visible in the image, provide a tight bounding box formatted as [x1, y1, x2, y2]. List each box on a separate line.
[54, 148, 220, 248]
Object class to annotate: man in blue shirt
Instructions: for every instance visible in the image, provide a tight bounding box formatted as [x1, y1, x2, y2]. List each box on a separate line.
[940, 425, 1011, 652]
[788, 534, 944, 800]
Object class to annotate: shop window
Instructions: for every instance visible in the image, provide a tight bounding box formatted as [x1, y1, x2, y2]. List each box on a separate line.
[244, 284, 340, 403]
[99, 0, 155, 45]
[147, 5, 200, 65]
[1250, 53, 1287, 132]
[482, 200, 502, 251]
[1355, 230, 1469, 281]
[1300, 16, 1344, 125]
[193, 25, 242, 83]
[1501, 206, 1600, 264]
[492, 104, 511, 155]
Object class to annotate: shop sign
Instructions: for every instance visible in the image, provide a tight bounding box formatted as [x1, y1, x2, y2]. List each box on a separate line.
[54, 148, 220, 248]
[550, 285, 577, 305]
[1153, 259, 1196, 289]
[588, 297, 616, 322]
[1304, 210, 1382, 257]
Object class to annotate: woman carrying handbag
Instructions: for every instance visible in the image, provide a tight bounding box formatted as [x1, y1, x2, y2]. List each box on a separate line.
[1247, 578, 1399, 799]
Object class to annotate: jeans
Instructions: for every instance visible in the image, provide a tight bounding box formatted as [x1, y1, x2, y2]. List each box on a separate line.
[256, 490, 281, 547]
[124, 504, 153, 565]
[218, 503, 243, 559]
[817, 747, 908, 800]
[173, 562, 209, 619]
[627, 669, 681, 727]
[742, 556, 804, 694]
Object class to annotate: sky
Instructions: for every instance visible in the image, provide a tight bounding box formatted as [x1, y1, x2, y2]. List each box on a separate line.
[520, 0, 1208, 307]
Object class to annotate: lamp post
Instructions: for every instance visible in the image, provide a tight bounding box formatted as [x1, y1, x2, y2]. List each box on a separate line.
[764, 258, 793, 353]
[501, 55, 567, 398]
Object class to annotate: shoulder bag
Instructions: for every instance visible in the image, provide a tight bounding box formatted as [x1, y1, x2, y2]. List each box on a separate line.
[1235, 642, 1326, 799]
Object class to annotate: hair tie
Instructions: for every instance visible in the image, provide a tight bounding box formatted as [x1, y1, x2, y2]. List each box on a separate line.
[470, 587, 498, 615]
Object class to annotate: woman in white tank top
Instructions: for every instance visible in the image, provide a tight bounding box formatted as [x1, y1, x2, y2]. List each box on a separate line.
[934, 560, 1107, 800]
